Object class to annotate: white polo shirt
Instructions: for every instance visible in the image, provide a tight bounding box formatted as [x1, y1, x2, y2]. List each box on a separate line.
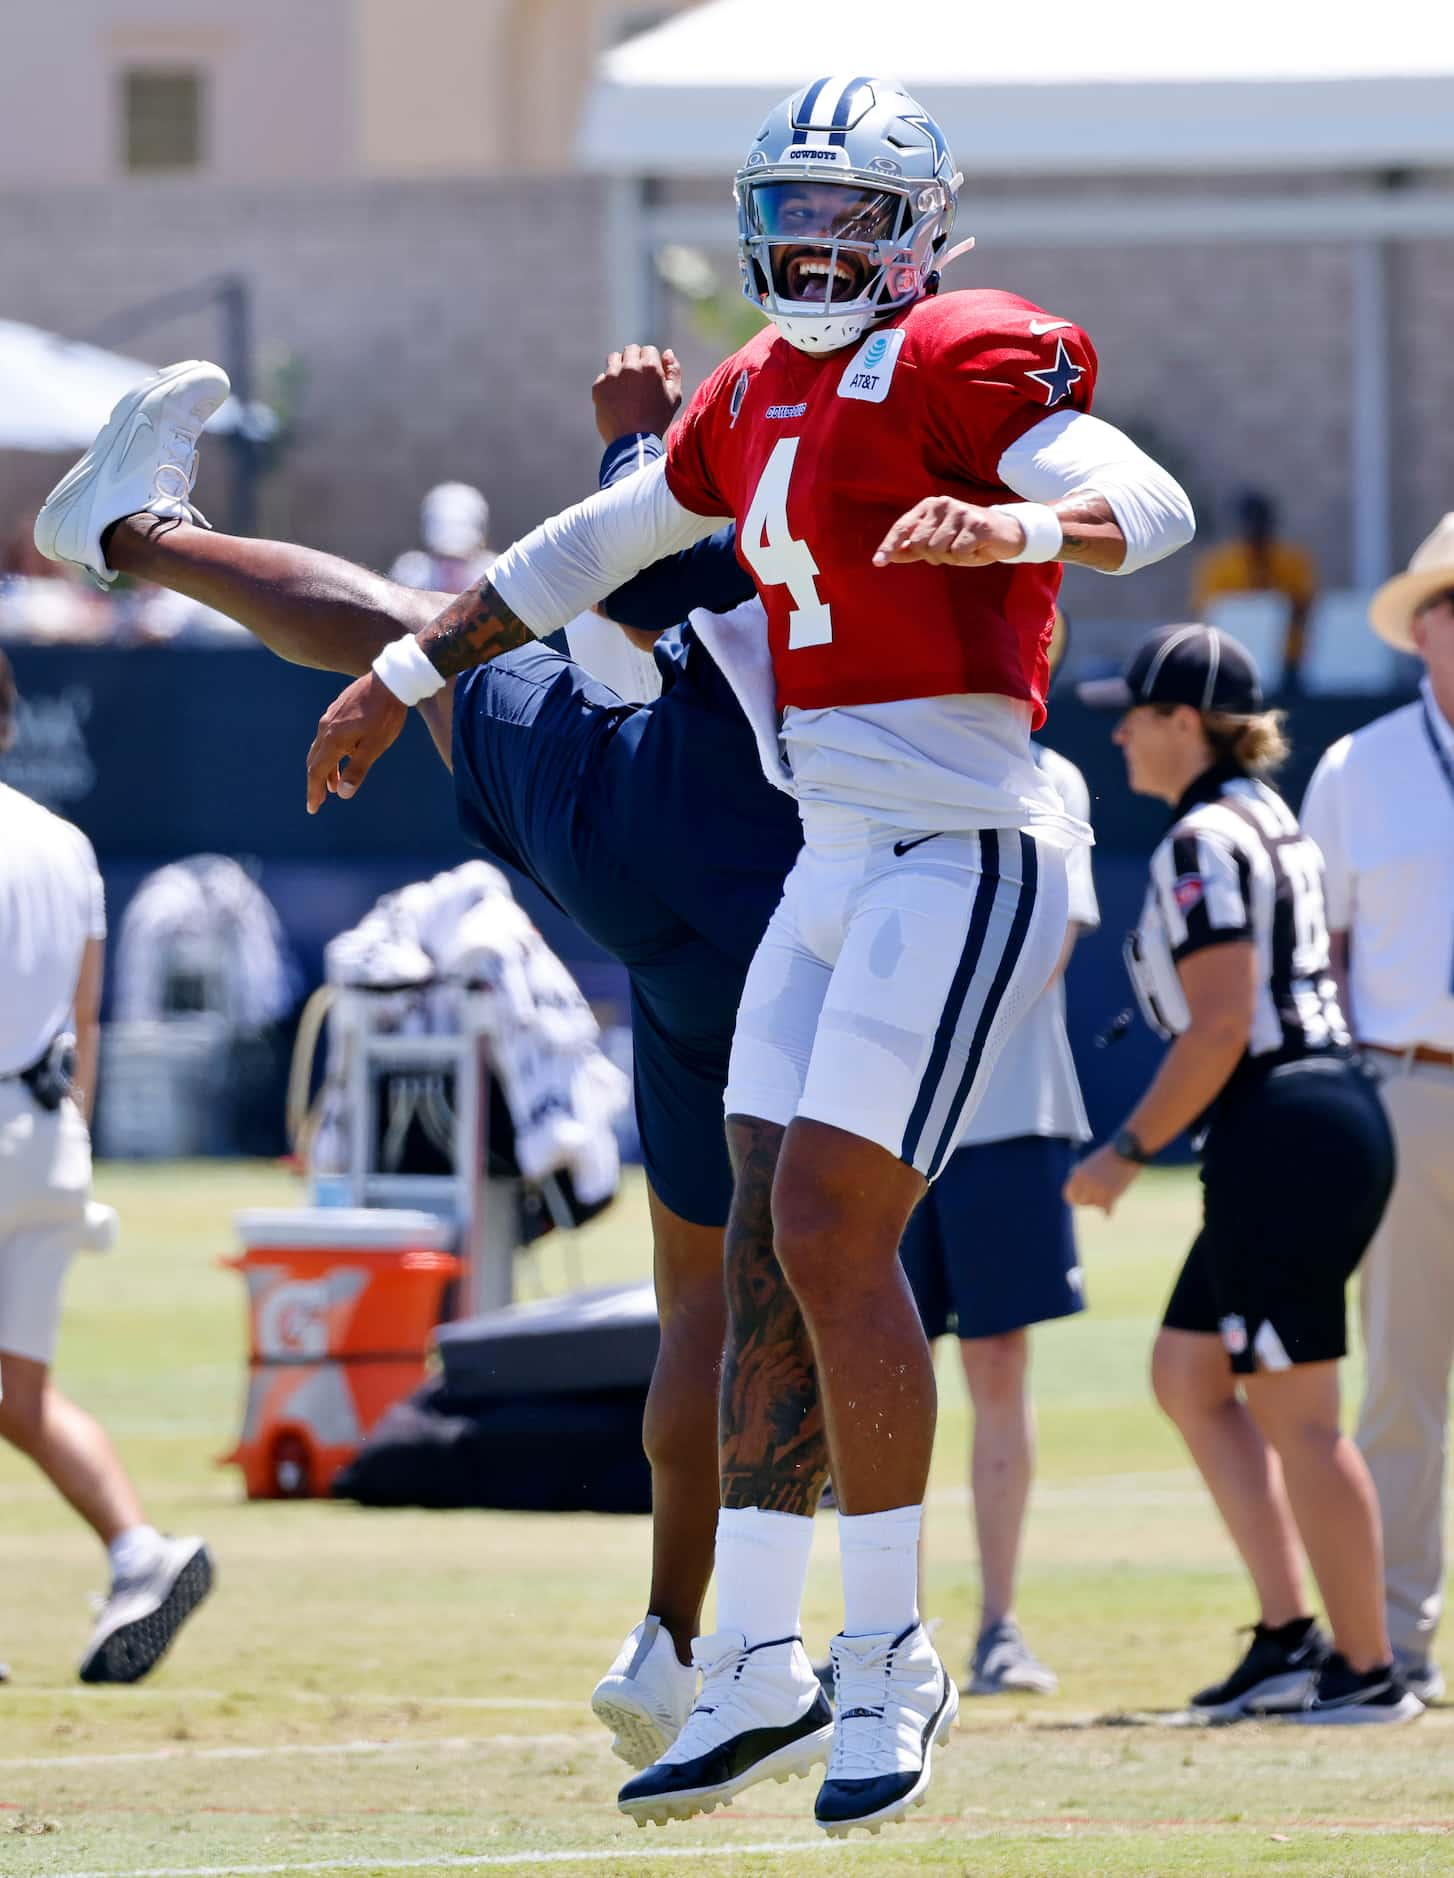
[1300, 677, 1454, 1051]
[961, 744, 1099, 1146]
[0, 783, 106, 1075]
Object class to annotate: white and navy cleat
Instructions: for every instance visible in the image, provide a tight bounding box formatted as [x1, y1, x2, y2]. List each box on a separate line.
[79, 1535, 214, 1684]
[616, 1629, 832, 1828]
[815, 1621, 958, 1838]
[591, 1615, 697, 1769]
[34, 360, 230, 585]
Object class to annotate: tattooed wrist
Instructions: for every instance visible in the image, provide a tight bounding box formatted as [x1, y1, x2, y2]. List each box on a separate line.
[1051, 490, 1127, 571]
[418, 581, 534, 678]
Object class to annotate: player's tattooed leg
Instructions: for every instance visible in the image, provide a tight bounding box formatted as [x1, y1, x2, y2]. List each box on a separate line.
[719, 1114, 828, 1516]
[103, 516, 438, 675]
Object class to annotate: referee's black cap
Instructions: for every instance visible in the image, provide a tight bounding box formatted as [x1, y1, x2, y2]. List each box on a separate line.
[1076, 623, 1263, 715]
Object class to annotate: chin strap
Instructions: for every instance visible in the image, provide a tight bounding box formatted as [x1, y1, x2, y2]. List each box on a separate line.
[937, 236, 977, 273]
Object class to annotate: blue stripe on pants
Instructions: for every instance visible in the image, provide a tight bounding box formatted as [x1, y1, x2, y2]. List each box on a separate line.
[899, 830, 996, 1171]
[924, 832, 1039, 1180]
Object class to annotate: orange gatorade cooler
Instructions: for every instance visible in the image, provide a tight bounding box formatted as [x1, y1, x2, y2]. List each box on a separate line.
[223, 1208, 459, 1499]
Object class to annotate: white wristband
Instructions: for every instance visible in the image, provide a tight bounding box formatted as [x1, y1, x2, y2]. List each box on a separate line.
[993, 502, 1064, 564]
[372, 634, 446, 705]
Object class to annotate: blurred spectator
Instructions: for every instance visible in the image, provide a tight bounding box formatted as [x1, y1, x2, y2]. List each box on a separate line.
[0, 510, 109, 644]
[389, 481, 494, 594]
[1190, 489, 1318, 684]
[1300, 512, 1454, 1707]
[1, 509, 250, 648]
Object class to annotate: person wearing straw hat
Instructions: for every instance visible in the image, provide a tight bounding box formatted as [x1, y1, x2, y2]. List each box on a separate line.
[1300, 514, 1454, 1706]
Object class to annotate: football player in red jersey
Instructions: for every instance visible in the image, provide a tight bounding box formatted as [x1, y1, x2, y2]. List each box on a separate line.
[305, 77, 1194, 1834]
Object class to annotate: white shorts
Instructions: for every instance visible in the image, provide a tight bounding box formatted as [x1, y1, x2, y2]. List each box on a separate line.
[726, 818, 1070, 1181]
[0, 1084, 91, 1365]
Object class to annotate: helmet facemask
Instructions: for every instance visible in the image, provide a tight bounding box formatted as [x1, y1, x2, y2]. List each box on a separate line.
[736, 171, 954, 355]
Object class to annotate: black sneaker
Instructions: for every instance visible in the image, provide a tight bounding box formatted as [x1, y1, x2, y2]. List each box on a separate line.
[1190, 1620, 1327, 1721]
[1289, 1653, 1425, 1725]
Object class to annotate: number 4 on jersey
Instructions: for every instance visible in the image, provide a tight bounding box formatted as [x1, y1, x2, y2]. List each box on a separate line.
[740, 437, 834, 649]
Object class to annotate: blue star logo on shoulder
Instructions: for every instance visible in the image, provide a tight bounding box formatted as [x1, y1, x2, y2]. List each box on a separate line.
[1025, 337, 1085, 408]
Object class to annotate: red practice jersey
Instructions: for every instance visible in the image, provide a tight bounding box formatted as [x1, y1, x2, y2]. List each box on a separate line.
[664, 290, 1098, 727]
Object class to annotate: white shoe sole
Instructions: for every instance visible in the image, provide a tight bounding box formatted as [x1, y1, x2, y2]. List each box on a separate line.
[618, 1720, 834, 1828]
[590, 1681, 679, 1770]
[1194, 1668, 1316, 1723]
[1284, 1692, 1426, 1726]
[819, 1676, 959, 1839]
[34, 360, 227, 579]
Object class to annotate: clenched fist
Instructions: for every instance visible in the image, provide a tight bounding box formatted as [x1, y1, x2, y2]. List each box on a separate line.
[592, 344, 684, 445]
[873, 497, 1027, 569]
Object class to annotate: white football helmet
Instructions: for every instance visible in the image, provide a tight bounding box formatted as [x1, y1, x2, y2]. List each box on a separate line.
[735, 77, 964, 355]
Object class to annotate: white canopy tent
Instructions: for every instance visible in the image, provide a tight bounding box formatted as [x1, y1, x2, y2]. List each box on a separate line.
[580, 1, 1454, 587]
[0, 319, 274, 452]
[582, 0, 1454, 176]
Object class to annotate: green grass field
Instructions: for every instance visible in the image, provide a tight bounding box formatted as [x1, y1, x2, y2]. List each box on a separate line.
[2, 1162, 1451, 1878]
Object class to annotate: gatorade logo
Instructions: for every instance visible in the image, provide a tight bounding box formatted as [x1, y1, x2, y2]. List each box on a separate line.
[258, 1280, 330, 1360]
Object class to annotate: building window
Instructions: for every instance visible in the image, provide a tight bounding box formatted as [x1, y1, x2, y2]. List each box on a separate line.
[123, 68, 205, 173]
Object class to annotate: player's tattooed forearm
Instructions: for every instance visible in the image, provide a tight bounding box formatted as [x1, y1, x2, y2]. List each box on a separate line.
[718, 1116, 828, 1516]
[418, 582, 533, 678]
[1051, 491, 1127, 571]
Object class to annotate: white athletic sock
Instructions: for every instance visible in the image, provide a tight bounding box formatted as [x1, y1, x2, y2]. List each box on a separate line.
[713, 1506, 815, 1646]
[108, 1524, 164, 1584]
[838, 1504, 923, 1638]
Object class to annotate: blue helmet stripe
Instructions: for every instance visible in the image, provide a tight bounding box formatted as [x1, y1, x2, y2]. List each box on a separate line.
[827, 75, 872, 145]
[791, 75, 832, 140]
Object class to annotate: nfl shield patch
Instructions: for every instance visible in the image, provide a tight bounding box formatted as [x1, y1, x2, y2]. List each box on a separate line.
[1172, 874, 1204, 914]
[1219, 1313, 1248, 1357]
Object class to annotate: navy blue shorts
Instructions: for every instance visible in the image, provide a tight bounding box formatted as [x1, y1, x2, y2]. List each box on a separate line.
[899, 1134, 1085, 1341]
[451, 645, 752, 1229]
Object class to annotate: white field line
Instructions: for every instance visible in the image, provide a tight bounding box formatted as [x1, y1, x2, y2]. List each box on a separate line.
[29, 1824, 1454, 1878]
[12, 1693, 583, 1711]
[16, 1842, 841, 1878]
[0, 1734, 575, 1772]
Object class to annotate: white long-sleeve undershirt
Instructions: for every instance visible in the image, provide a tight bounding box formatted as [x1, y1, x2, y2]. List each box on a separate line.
[489, 457, 724, 637]
[487, 409, 1193, 637]
[997, 410, 1195, 575]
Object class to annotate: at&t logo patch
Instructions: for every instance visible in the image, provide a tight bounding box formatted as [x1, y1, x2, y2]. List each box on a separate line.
[837, 326, 906, 403]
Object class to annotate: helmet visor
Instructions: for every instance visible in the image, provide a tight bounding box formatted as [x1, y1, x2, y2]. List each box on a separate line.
[745, 180, 906, 307]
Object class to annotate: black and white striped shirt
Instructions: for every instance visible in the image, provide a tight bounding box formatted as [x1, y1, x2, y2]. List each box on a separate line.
[1126, 763, 1349, 1069]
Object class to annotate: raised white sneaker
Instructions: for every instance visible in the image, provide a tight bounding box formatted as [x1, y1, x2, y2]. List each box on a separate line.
[591, 1616, 696, 1769]
[616, 1629, 833, 1828]
[79, 1536, 214, 1684]
[34, 360, 230, 585]
[815, 1621, 958, 1837]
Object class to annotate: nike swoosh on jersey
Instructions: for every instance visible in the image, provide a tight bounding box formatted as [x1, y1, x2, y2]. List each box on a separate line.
[1028, 319, 1072, 336]
[892, 833, 943, 857]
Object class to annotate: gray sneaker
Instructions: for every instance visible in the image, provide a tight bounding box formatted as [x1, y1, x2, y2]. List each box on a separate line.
[79, 1536, 213, 1684]
[1398, 1657, 1445, 1705]
[966, 1620, 1058, 1696]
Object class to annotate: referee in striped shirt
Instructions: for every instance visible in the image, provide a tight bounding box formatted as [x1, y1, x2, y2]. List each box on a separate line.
[1066, 624, 1419, 1725]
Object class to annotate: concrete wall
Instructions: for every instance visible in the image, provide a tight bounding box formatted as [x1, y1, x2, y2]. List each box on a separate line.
[0, 178, 613, 570]
[0, 0, 700, 184]
[0, 0, 356, 185]
[3, 173, 1451, 639]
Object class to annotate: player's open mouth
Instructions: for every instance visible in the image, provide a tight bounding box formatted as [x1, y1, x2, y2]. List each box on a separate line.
[784, 251, 866, 304]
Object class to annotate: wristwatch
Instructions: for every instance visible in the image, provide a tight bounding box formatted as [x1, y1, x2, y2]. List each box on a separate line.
[1112, 1127, 1153, 1165]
